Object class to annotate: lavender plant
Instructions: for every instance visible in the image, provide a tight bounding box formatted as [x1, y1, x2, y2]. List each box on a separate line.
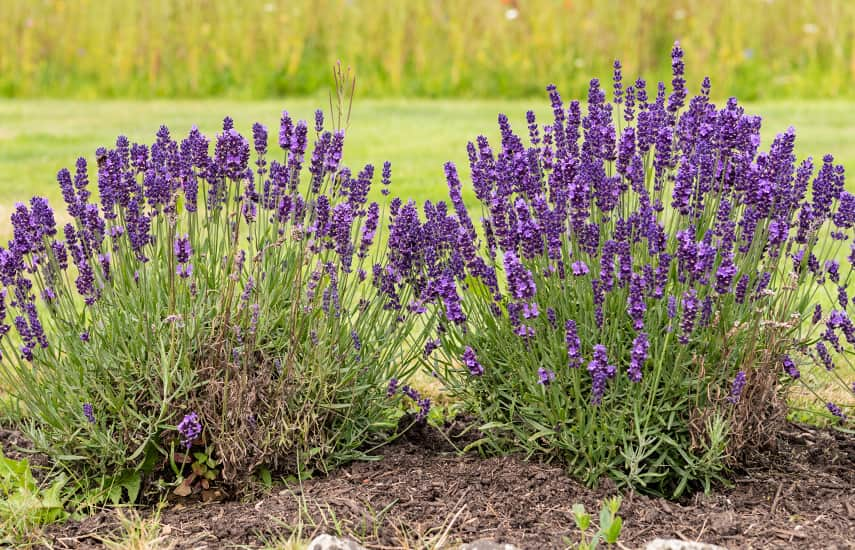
[400, 44, 854, 496]
[0, 96, 433, 489]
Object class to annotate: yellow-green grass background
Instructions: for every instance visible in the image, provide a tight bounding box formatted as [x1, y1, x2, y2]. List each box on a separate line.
[1, 0, 854, 100]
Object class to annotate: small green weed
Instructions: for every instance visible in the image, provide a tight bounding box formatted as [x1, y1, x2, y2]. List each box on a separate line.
[566, 496, 623, 550]
[0, 448, 69, 544]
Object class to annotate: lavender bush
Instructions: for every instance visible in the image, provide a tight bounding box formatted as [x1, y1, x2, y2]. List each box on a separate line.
[0, 93, 433, 490]
[399, 44, 854, 496]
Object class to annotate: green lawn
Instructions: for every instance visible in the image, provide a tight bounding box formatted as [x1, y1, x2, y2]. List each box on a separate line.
[1, 99, 854, 236]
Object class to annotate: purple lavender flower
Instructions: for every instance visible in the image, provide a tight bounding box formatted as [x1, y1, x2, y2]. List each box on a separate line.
[522, 301, 539, 319]
[628, 332, 649, 383]
[816, 341, 834, 370]
[612, 59, 623, 105]
[177, 412, 203, 448]
[565, 319, 582, 368]
[252, 122, 268, 158]
[214, 128, 250, 181]
[58, 168, 80, 217]
[82, 403, 95, 423]
[812, 304, 823, 324]
[623, 83, 636, 123]
[727, 371, 747, 404]
[735, 274, 750, 304]
[526, 110, 540, 146]
[627, 273, 646, 330]
[825, 260, 840, 283]
[387, 378, 399, 397]
[173, 233, 193, 277]
[679, 289, 699, 344]
[402, 385, 420, 401]
[587, 344, 616, 405]
[753, 272, 771, 300]
[437, 271, 465, 325]
[416, 398, 431, 422]
[462, 346, 484, 376]
[504, 250, 537, 300]
[249, 303, 260, 335]
[546, 307, 557, 328]
[314, 109, 324, 133]
[515, 324, 535, 339]
[782, 355, 800, 379]
[423, 338, 441, 357]
[279, 111, 293, 150]
[177, 264, 193, 279]
[667, 295, 677, 319]
[571, 260, 589, 277]
[98, 252, 111, 281]
[667, 42, 687, 116]
[381, 161, 392, 196]
[537, 367, 556, 385]
[715, 255, 738, 295]
[826, 402, 846, 423]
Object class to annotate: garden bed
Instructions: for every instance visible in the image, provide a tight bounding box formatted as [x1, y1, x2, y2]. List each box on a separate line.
[34, 419, 855, 549]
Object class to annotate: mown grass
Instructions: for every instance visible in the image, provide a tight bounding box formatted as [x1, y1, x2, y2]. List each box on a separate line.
[1, 98, 854, 227]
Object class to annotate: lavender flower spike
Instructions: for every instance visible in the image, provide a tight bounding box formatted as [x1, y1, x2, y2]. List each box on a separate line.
[782, 355, 800, 379]
[177, 412, 203, 448]
[387, 378, 399, 397]
[82, 403, 95, 423]
[826, 402, 846, 423]
[462, 346, 484, 376]
[727, 371, 747, 404]
[537, 367, 556, 385]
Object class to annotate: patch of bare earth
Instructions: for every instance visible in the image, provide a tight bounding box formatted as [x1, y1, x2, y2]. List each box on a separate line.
[31, 419, 855, 549]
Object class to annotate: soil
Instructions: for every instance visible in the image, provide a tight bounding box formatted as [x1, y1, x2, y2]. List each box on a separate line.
[10, 418, 855, 550]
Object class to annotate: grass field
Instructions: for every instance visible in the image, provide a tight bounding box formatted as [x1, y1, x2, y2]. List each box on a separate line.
[1, 98, 854, 237]
[2, 0, 854, 100]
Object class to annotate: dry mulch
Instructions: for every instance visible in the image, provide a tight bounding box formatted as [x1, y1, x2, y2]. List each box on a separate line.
[6, 418, 853, 549]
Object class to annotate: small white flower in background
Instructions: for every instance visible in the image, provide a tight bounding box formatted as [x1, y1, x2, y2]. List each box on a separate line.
[505, 8, 519, 20]
[263, 2, 275, 12]
[803, 23, 818, 34]
[574, 58, 586, 68]
[673, 8, 687, 20]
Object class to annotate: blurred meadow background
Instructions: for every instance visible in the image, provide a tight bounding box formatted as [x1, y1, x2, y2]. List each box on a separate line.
[1, 0, 855, 232]
[2, 0, 855, 99]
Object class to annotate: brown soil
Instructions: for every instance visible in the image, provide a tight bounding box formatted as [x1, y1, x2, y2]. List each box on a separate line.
[16, 418, 855, 549]
[0, 426, 51, 477]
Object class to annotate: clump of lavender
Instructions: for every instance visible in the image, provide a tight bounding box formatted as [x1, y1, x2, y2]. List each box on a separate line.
[0, 98, 429, 487]
[398, 43, 853, 495]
